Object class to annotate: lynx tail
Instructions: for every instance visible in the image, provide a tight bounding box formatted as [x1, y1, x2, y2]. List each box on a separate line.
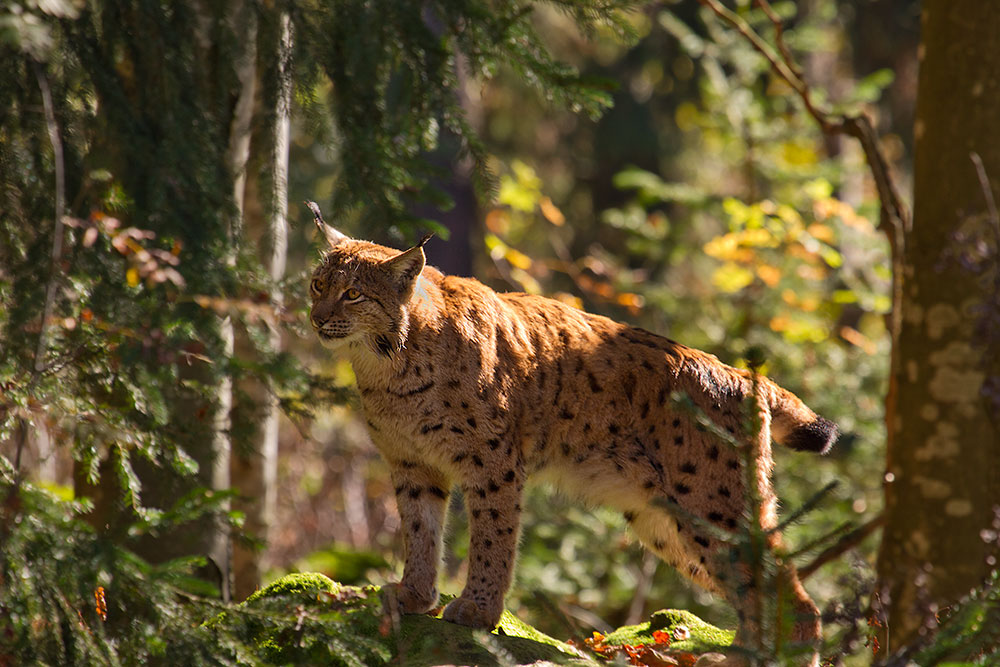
[767, 383, 839, 454]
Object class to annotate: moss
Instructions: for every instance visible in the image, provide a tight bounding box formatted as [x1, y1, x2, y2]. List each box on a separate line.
[244, 572, 339, 604]
[208, 576, 596, 666]
[601, 608, 734, 653]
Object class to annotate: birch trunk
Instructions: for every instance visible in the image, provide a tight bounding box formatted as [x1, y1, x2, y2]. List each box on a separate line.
[230, 5, 292, 601]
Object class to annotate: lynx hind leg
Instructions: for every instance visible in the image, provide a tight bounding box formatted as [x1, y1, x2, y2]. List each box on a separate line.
[630, 501, 815, 657]
[627, 507, 722, 595]
[631, 510, 821, 666]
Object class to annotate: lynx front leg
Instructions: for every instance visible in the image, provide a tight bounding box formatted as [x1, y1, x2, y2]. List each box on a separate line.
[387, 461, 451, 615]
[443, 468, 525, 629]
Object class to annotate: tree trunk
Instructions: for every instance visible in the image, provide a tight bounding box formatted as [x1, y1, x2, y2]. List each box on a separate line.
[230, 5, 292, 601]
[875, 0, 1000, 653]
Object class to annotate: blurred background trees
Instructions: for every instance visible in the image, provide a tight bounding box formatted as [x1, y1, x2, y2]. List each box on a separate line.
[3, 0, 997, 664]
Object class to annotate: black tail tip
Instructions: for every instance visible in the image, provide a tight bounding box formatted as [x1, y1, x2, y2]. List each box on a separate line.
[786, 416, 839, 454]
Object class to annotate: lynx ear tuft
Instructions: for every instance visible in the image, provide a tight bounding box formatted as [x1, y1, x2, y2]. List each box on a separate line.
[382, 236, 430, 288]
[306, 201, 349, 248]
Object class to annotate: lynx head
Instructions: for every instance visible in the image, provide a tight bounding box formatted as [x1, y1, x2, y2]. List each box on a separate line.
[307, 204, 430, 357]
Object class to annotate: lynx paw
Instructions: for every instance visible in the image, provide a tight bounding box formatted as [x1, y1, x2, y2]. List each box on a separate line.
[442, 596, 501, 629]
[381, 582, 438, 616]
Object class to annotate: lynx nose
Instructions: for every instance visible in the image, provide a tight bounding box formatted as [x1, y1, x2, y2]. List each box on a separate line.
[311, 301, 333, 328]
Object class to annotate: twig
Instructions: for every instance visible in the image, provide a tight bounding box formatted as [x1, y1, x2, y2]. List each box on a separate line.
[970, 152, 1000, 246]
[798, 513, 885, 580]
[754, 0, 801, 82]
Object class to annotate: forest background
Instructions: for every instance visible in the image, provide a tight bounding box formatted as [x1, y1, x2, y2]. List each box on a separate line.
[2, 0, 998, 664]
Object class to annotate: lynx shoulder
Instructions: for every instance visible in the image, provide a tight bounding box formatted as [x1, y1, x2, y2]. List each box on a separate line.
[308, 209, 836, 663]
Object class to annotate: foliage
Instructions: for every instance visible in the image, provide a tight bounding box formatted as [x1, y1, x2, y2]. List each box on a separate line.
[294, 0, 644, 238]
[909, 568, 1000, 666]
[0, 467, 246, 665]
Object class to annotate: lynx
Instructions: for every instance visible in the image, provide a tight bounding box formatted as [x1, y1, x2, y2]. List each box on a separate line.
[307, 203, 837, 663]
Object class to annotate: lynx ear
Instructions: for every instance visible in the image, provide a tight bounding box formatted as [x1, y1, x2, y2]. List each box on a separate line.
[305, 201, 349, 248]
[382, 233, 432, 288]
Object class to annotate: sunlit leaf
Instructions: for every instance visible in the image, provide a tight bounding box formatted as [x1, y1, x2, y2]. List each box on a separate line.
[819, 245, 843, 268]
[807, 222, 835, 243]
[756, 264, 782, 287]
[833, 290, 858, 304]
[712, 263, 754, 293]
[539, 197, 565, 226]
[126, 267, 140, 287]
[504, 247, 533, 270]
[804, 178, 833, 200]
[485, 208, 509, 235]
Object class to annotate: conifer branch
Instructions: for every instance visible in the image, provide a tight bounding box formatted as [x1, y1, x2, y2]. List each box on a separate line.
[798, 513, 885, 580]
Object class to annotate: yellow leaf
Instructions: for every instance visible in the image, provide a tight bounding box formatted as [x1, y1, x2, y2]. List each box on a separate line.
[126, 267, 140, 287]
[781, 140, 818, 166]
[554, 292, 583, 309]
[775, 204, 802, 227]
[504, 247, 533, 270]
[539, 196, 565, 226]
[740, 228, 776, 247]
[510, 267, 541, 294]
[712, 263, 754, 293]
[704, 233, 741, 260]
[756, 264, 782, 287]
[807, 223, 835, 243]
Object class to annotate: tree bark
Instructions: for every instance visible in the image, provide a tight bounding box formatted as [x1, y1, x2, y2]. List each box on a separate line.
[875, 0, 1000, 653]
[230, 5, 292, 601]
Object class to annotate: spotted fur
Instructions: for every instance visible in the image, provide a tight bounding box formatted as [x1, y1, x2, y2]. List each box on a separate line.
[309, 222, 836, 660]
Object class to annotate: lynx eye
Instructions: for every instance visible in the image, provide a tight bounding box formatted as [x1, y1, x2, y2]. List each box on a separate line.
[309, 278, 324, 296]
[343, 287, 363, 302]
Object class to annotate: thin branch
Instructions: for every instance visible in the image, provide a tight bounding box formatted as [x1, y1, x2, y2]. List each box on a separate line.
[799, 513, 885, 580]
[970, 151, 1000, 247]
[754, 0, 801, 82]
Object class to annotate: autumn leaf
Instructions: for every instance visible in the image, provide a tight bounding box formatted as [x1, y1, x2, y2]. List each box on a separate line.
[94, 586, 107, 621]
[539, 196, 565, 226]
[652, 629, 671, 645]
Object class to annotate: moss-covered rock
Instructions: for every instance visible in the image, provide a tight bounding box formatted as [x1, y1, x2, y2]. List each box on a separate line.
[208, 574, 596, 666]
[207, 574, 736, 665]
[244, 571, 340, 604]
[601, 608, 734, 653]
